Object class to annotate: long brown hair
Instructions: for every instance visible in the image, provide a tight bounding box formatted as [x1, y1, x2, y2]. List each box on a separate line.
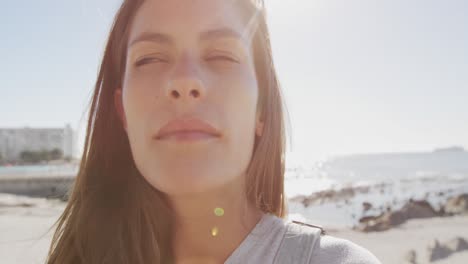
[46, 0, 289, 263]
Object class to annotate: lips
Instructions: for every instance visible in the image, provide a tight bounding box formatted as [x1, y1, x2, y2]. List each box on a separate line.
[155, 117, 221, 140]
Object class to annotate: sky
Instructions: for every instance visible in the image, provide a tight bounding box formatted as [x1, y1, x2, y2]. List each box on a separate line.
[1, 0, 467, 164]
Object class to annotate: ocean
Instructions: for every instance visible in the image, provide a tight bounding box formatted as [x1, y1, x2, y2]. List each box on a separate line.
[1, 149, 468, 228]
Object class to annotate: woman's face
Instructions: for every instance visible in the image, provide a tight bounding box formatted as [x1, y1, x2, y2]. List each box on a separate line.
[115, 0, 263, 196]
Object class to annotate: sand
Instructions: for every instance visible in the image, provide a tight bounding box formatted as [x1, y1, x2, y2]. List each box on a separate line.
[1, 196, 467, 264]
[0, 205, 64, 264]
[329, 215, 468, 264]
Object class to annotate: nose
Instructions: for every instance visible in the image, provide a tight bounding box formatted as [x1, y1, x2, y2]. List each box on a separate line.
[165, 54, 206, 102]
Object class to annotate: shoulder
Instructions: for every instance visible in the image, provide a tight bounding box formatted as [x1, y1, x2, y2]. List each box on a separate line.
[310, 234, 382, 264]
[276, 220, 381, 264]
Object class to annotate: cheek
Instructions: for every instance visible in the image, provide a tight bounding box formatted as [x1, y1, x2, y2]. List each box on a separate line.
[121, 72, 167, 153]
[125, 67, 169, 98]
[190, 59, 259, 145]
[231, 67, 258, 114]
[221, 67, 259, 148]
[209, 61, 259, 104]
[122, 69, 168, 120]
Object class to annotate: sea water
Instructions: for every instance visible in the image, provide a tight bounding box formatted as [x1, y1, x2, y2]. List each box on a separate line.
[1, 150, 468, 227]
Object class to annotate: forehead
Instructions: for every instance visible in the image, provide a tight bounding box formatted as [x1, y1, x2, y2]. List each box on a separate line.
[128, 0, 251, 44]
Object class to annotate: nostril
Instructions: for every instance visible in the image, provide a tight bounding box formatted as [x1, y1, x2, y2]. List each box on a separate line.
[190, 90, 200, 98]
[171, 90, 180, 98]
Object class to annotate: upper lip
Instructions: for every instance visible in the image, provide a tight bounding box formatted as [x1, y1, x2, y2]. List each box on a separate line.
[155, 117, 221, 139]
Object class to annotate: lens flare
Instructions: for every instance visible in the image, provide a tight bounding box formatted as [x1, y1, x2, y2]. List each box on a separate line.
[211, 226, 219, 237]
[214, 207, 225, 217]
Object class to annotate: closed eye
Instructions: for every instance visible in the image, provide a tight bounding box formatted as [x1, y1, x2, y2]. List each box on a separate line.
[135, 56, 169, 67]
[206, 55, 239, 63]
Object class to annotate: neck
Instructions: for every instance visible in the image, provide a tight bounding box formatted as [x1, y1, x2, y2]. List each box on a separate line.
[167, 175, 263, 263]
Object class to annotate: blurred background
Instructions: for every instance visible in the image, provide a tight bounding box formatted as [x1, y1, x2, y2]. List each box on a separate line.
[0, 0, 467, 263]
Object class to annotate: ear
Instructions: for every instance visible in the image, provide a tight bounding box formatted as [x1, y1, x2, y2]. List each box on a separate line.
[114, 89, 127, 132]
[255, 116, 264, 137]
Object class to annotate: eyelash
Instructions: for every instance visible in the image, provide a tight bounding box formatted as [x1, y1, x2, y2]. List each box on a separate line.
[134, 55, 239, 67]
[206, 55, 239, 63]
[134, 57, 168, 67]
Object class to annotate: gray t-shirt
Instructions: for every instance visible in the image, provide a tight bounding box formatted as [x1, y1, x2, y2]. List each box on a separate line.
[224, 213, 381, 264]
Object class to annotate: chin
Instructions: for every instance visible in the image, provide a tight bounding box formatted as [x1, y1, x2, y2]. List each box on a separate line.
[143, 167, 233, 195]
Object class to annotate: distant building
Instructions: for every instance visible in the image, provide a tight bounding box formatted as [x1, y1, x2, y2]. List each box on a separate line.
[0, 124, 76, 162]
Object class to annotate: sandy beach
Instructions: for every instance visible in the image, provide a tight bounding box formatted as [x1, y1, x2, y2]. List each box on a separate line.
[1, 193, 467, 264]
[0, 194, 65, 264]
[330, 215, 468, 264]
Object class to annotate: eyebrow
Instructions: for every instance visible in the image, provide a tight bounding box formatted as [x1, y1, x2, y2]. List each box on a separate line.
[200, 27, 243, 42]
[129, 27, 244, 48]
[129, 32, 172, 47]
